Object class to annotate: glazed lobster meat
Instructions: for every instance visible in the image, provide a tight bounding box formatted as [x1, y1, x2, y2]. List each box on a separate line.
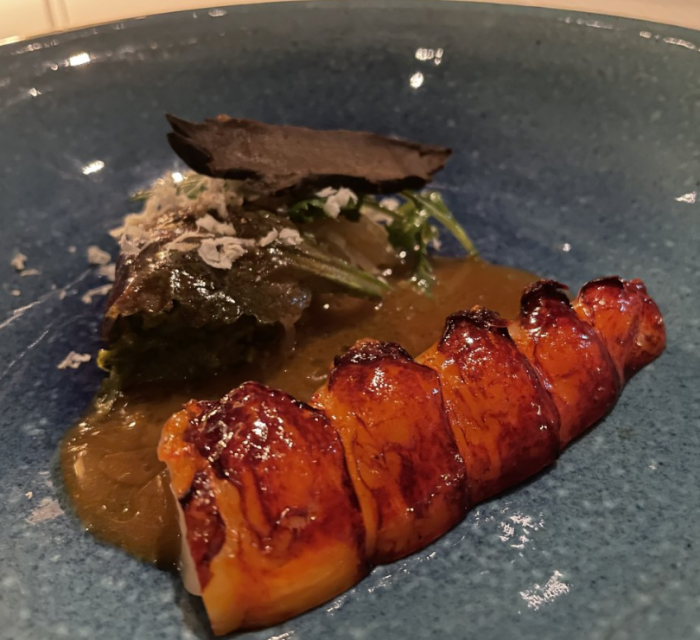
[508, 280, 621, 447]
[158, 276, 665, 635]
[416, 306, 561, 505]
[314, 341, 468, 564]
[158, 385, 368, 632]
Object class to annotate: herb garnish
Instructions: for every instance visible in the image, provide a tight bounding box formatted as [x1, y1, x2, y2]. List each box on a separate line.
[286, 188, 478, 294]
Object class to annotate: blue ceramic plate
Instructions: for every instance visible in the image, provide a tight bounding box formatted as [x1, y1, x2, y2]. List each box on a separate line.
[1, 2, 699, 639]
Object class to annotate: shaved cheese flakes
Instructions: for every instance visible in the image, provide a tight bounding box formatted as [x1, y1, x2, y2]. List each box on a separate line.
[196, 213, 236, 236]
[258, 229, 279, 247]
[278, 228, 303, 246]
[316, 187, 358, 219]
[81, 284, 113, 304]
[166, 231, 209, 253]
[114, 172, 309, 273]
[96, 263, 116, 281]
[57, 352, 91, 370]
[198, 237, 255, 270]
[11, 252, 27, 272]
[87, 246, 112, 265]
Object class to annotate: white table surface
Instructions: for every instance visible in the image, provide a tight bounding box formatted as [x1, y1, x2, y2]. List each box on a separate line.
[1, 0, 700, 44]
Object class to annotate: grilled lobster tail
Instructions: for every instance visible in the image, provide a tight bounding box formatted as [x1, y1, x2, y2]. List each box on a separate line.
[159, 276, 665, 635]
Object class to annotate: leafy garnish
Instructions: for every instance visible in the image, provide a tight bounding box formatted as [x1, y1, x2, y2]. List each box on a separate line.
[132, 173, 212, 202]
[287, 187, 478, 294]
[403, 191, 479, 258]
[111, 171, 478, 388]
[102, 205, 391, 388]
[288, 188, 362, 224]
[278, 235, 391, 298]
[287, 197, 333, 223]
[129, 174, 477, 300]
[361, 191, 478, 294]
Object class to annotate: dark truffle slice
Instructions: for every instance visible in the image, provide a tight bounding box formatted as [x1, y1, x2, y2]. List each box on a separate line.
[166, 114, 451, 196]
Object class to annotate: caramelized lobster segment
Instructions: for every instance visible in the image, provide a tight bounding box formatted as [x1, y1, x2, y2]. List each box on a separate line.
[509, 281, 621, 447]
[573, 277, 666, 379]
[311, 340, 468, 564]
[158, 382, 368, 635]
[417, 308, 560, 504]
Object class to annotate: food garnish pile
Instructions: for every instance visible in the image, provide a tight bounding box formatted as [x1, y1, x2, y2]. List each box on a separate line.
[68, 115, 666, 635]
[99, 115, 476, 394]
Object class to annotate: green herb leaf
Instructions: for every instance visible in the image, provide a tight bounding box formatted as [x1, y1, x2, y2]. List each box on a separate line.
[287, 198, 332, 224]
[380, 196, 433, 293]
[402, 191, 479, 258]
[131, 173, 210, 202]
[288, 189, 363, 224]
[413, 222, 437, 294]
[277, 235, 392, 298]
[360, 190, 478, 295]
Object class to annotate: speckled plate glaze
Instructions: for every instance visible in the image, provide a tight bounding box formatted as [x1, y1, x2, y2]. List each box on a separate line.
[1, 2, 699, 639]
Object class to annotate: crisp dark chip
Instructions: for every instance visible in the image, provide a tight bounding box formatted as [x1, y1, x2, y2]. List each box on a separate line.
[166, 114, 451, 196]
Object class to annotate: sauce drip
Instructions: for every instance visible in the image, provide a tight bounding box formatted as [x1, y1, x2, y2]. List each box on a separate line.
[61, 258, 538, 566]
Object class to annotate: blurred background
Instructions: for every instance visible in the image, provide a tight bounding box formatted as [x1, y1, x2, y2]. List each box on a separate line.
[2, 0, 700, 43]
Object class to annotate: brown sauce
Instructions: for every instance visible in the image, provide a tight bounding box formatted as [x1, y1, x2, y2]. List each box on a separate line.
[60, 258, 538, 567]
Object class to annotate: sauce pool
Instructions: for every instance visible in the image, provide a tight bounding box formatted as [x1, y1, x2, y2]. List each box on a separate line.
[61, 258, 538, 566]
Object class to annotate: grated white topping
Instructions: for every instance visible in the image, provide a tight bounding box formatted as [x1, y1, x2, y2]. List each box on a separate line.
[11, 252, 43, 278]
[87, 245, 112, 265]
[10, 252, 27, 272]
[165, 231, 210, 253]
[379, 197, 400, 211]
[196, 213, 236, 236]
[258, 229, 279, 247]
[362, 196, 399, 225]
[57, 351, 91, 370]
[96, 263, 116, 281]
[113, 223, 151, 256]
[316, 187, 358, 219]
[115, 172, 311, 271]
[114, 174, 244, 259]
[81, 284, 113, 304]
[198, 237, 256, 270]
[363, 208, 394, 225]
[278, 228, 303, 246]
